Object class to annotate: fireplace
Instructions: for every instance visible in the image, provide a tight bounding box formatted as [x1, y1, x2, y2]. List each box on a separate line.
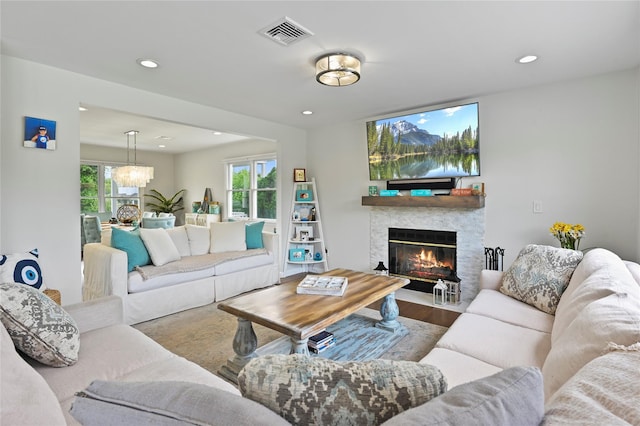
[369, 205, 485, 306]
[388, 228, 459, 293]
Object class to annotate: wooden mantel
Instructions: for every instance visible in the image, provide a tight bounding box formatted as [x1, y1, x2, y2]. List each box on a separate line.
[361, 195, 485, 209]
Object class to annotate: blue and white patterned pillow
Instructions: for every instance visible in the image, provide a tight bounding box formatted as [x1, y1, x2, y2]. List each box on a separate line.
[0, 248, 44, 290]
[500, 244, 583, 314]
[239, 354, 447, 425]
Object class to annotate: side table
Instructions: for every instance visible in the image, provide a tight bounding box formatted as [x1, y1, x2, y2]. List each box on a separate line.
[43, 289, 61, 305]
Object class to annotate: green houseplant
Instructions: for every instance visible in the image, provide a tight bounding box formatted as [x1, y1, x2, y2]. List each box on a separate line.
[144, 189, 186, 215]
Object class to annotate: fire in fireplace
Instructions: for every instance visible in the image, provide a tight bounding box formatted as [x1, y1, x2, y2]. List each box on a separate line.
[388, 228, 459, 293]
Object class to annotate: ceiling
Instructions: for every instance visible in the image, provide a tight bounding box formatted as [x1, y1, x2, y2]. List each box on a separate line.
[78, 105, 250, 153]
[2, 1, 639, 153]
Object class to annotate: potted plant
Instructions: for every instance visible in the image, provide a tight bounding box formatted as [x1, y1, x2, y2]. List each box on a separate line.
[144, 189, 186, 215]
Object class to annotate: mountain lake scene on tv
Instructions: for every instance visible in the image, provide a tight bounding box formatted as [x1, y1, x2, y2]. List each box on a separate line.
[367, 103, 479, 180]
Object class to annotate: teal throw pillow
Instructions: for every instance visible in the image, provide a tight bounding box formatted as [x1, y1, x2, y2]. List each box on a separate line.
[111, 227, 150, 272]
[245, 221, 265, 249]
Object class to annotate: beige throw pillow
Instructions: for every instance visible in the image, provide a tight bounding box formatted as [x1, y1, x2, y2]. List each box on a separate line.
[210, 221, 247, 253]
[165, 226, 191, 257]
[185, 224, 210, 255]
[139, 228, 181, 266]
[543, 347, 640, 425]
[500, 244, 583, 314]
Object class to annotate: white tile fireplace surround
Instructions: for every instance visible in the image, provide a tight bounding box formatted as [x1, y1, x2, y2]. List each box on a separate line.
[369, 206, 485, 307]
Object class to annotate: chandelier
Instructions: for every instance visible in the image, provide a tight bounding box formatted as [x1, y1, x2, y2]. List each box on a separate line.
[112, 130, 154, 188]
[315, 52, 361, 87]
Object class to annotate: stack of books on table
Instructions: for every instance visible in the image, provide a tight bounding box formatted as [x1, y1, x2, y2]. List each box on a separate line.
[308, 330, 336, 354]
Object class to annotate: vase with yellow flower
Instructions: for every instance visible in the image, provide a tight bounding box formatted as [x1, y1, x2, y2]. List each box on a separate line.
[549, 222, 585, 250]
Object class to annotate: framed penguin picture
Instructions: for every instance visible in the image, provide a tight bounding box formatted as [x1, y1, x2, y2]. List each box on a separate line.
[293, 168, 306, 182]
[24, 116, 57, 150]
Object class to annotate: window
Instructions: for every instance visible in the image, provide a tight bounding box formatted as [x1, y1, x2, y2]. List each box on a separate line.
[80, 162, 141, 219]
[226, 155, 277, 220]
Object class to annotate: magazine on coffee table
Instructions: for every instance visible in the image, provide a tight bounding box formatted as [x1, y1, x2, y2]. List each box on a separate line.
[296, 275, 348, 296]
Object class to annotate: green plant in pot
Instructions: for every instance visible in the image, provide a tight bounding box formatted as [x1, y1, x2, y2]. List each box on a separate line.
[144, 189, 186, 215]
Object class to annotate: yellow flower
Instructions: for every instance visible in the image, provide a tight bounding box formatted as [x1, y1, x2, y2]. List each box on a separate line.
[549, 222, 585, 250]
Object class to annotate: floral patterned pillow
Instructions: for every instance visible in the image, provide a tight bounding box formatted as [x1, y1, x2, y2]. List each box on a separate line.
[500, 244, 583, 315]
[0, 282, 79, 366]
[238, 354, 447, 425]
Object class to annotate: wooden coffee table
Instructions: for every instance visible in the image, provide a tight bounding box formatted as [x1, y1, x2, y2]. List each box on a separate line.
[218, 268, 409, 383]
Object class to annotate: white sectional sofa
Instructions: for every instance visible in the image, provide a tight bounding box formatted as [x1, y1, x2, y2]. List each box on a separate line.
[419, 246, 640, 424]
[83, 222, 280, 324]
[1, 293, 288, 426]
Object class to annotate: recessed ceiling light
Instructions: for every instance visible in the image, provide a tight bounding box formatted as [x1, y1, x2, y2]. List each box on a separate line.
[79, 106, 87, 111]
[213, 131, 222, 135]
[301, 110, 313, 115]
[137, 58, 159, 68]
[517, 55, 538, 64]
[158, 144, 166, 148]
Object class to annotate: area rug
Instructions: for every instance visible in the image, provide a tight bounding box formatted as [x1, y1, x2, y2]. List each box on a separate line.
[133, 302, 448, 380]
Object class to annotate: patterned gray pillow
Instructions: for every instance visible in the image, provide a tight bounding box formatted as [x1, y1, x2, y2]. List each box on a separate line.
[0, 282, 79, 366]
[238, 354, 447, 425]
[500, 244, 583, 315]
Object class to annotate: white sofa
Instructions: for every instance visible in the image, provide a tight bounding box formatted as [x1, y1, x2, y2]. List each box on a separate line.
[83, 222, 280, 325]
[419, 247, 640, 423]
[1, 294, 289, 426]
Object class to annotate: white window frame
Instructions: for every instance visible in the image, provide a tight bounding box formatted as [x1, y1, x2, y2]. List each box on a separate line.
[225, 154, 277, 221]
[80, 161, 141, 217]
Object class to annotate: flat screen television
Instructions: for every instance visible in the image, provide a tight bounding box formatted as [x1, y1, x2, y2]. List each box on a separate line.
[366, 102, 479, 181]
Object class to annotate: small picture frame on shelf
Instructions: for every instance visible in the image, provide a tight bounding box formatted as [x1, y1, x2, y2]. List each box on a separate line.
[289, 248, 305, 262]
[471, 182, 485, 196]
[296, 225, 314, 241]
[292, 211, 301, 221]
[293, 168, 306, 182]
[296, 189, 313, 201]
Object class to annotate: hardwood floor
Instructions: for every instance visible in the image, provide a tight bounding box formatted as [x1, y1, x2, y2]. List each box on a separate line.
[281, 273, 460, 328]
[366, 299, 459, 328]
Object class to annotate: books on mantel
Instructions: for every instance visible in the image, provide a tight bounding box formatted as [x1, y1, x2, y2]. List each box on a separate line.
[296, 275, 348, 296]
[308, 330, 336, 354]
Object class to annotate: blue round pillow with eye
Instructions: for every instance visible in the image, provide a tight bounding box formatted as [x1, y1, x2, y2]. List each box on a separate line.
[0, 248, 43, 289]
[314, 252, 322, 261]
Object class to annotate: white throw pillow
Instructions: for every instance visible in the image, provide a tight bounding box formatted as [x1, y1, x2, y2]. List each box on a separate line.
[210, 221, 247, 253]
[139, 228, 181, 266]
[185, 224, 210, 255]
[165, 226, 191, 257]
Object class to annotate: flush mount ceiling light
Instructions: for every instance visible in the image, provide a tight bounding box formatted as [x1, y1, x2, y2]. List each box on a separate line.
[137, 58, 159, 68]
[112, 130, 154, 188]
[315, 52, 361, 87]
[517, 55, 538, 64]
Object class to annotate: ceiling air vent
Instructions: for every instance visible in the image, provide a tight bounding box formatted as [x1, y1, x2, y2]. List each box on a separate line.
[259, 16, 313, 46]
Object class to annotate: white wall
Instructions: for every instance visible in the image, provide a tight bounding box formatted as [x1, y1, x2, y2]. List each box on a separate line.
[174, 139, 277, 224]
[1, 56, 306, 304]
[307, 68, 640, 271]
[3, 54, 637, 305]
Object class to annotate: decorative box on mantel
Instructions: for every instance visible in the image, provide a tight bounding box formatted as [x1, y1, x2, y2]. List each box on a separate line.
[361, 195, 484, 209]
